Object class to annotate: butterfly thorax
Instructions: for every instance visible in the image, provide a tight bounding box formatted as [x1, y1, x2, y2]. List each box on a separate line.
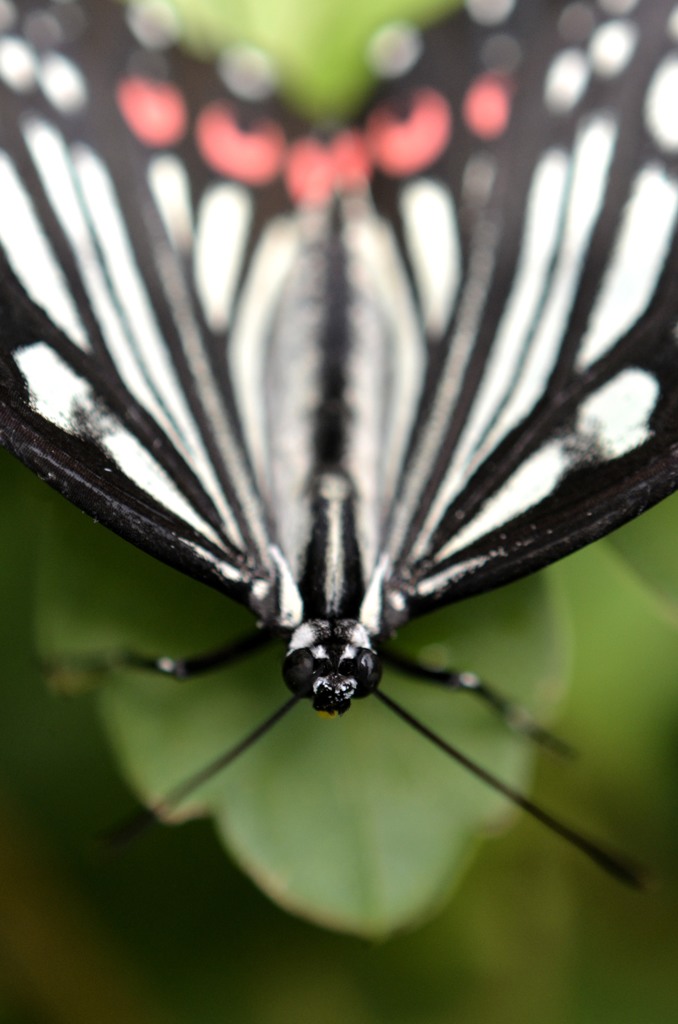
[283, 618, 381, 716]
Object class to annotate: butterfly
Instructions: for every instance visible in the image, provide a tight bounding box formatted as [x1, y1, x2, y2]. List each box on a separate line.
[0, 0, 677, 904]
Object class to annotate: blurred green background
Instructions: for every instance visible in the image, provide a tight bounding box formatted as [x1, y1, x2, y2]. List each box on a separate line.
[2, 0, 678, 1020]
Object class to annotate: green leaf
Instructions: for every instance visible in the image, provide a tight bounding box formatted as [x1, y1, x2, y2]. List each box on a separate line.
[38, 493, 568, 936]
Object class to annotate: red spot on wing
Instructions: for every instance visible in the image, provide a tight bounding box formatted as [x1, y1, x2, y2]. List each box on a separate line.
[196, 101, 285, 185]
[331, 130, 371, 190]
[285, 139, 335, 204]
[116, 76, 188, 148]
[462, 73, 512, 140]
[366, 88, 452, 177]
[285, 132, 371, 205]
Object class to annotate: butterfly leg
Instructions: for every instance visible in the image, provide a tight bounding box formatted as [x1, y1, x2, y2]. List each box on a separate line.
[117, 630, 273, 680]
[46, 630, 273, 688]
[381, 648, 572, 756]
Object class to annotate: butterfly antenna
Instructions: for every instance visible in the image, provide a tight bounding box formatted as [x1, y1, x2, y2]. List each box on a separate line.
[105, 692, 303, 847]
[375, 689, 646, 889]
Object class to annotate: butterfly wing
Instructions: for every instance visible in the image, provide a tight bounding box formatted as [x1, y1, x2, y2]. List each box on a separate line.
[3, 0, 678, 638]
[0, 0, 310, 625]
[365, 1, 678, 630]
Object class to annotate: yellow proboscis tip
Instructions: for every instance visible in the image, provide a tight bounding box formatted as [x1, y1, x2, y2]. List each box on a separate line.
[316, 709, 340, 719]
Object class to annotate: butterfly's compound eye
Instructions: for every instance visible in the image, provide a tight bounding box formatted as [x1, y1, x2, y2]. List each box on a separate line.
[283, 649, 315, 694]
[353, 649, 382, 697]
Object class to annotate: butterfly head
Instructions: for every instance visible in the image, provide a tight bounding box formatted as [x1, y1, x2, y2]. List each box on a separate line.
[283, 620, 382, 717]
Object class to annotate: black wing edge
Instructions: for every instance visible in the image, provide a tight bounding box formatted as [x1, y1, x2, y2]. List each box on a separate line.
[404, 446, 678, 622]
[0, 400, 260, 609]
